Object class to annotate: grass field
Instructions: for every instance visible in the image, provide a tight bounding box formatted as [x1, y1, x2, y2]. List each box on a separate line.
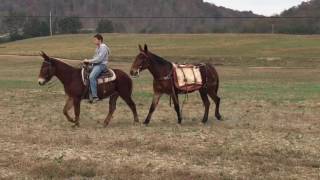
[0, 34, 320, 179]
[1, 33, 320, 67]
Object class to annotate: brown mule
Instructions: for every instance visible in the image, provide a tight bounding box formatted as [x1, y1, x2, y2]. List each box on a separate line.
[38, 52, 139, 127]
[130, 44, 222, 125]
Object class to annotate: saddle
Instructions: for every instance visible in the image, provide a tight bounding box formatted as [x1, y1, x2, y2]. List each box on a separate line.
[172, 63, 203, 92]
[81, 64, 116, 86]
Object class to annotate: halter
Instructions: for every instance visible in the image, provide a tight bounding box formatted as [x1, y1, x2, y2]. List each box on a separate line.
[43, 60, 52, 65]
[134, 52, 150, 77]
[136, 52, 173, 81]
[42, 60, 54, 80]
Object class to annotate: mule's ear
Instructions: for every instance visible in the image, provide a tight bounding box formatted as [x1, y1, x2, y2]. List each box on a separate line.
[138, 44, 143, 52]
[144, 44, 148, 52]
[40, 51, 49, 60]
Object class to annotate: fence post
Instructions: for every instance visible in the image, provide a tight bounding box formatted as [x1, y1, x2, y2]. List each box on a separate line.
[50, 11, 53, 36]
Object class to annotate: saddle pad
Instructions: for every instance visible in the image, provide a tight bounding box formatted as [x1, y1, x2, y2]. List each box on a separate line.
[173, 64, 202, 86]
[97, 70, 116, 84]
[173, 63, 203, 92]
[81, 68, 116, 85]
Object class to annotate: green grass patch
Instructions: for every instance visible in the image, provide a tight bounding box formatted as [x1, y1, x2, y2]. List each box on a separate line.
[0, 79, 38, 89]
[1, 34, 320, 67]
[133, 91, 153, 99]
[222, 82, 320, 103]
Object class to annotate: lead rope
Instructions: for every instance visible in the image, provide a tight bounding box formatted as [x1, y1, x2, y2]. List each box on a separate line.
[181, 66, 189, 116]
[180, 92, 189, 117]
[170, 68, 179, 111]
[169, 65, 191, 118]
[47, 78, 58, 89]
[205, 64, 208, 89]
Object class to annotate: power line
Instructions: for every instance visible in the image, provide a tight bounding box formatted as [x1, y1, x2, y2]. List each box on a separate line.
[1, 15, 320, 19]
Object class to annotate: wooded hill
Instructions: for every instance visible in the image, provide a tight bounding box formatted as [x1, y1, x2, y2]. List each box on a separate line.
[276, 0, 320, 34]
[0, 0, 258, 33]
[1, 0, 319, 34]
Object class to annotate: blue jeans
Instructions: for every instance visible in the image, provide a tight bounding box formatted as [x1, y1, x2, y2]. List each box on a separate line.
[89, 64, 106, 98]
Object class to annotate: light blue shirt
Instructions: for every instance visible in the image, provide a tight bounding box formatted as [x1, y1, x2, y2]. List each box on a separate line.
[89, 43, 109, 65]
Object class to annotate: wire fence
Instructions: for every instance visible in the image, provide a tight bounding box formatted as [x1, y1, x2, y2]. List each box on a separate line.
[1, 15, 320, 19]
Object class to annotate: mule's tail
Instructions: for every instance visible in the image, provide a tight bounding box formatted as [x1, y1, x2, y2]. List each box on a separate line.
[113, 69, 134, 96]
[205, 63, 219, 94]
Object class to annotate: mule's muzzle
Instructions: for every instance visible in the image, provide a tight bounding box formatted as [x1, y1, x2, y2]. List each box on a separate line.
[38, 78, 47, 86]
[130, 69, 140, 78]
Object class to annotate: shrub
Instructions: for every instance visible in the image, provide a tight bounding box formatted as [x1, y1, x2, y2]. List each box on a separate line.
[96, 19, 114, 33]
[58, 17, 82, 34]
[23, 19, 50, 38]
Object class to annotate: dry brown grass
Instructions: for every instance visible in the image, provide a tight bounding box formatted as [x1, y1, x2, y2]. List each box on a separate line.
[0, 55, 320, 179]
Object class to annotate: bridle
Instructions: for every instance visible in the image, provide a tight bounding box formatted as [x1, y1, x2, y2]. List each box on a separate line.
[42, 60, 54, 81]
[133, 52, 150, 77]
[134, 52, 173, 81]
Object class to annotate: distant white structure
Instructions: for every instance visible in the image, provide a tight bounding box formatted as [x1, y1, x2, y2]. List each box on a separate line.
[0, 33, 9, 39]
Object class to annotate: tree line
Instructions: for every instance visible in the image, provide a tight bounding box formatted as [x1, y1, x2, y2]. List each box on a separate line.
[1, 0, 320, 43]
[2, 11, 114, 41]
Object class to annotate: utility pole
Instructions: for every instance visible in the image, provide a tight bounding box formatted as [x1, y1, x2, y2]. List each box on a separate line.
[49, 11, 53, 36]
[271, 24, 275, 34]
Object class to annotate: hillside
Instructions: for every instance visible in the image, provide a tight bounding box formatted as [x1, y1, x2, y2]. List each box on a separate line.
[277, 0, 320, 34]
[0, 0, 258, 33]
[281, 0, 320, 16]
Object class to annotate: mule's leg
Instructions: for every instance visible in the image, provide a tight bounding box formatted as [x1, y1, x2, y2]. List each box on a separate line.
[199, 89, 210, 123]
[63, 97, 75, 123]
[121, 95, 139, 124]
[171, 93, 182, 124]
[73, 98, 81, 127]
[208, 91, 222, 121]
[104, 94, 119, 127]
[144, 93, 162, 125]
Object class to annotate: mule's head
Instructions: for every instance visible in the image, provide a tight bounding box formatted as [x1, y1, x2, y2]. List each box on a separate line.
[38, 51, 55, 86]
[130, 44, 150, 77]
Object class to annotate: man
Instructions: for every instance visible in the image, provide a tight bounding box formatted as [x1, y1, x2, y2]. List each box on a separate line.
[84, 34, 110, 103]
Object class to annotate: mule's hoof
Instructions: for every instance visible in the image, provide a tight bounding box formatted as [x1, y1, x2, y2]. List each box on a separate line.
[133, 121, 140, 126]
[202, 118, 208, 124]
[71, 124, 80, 128]
[143, 121, 149, 126]
[216, 115, 223, 121]
[67, 119, 75, 123]
[175, 123, 182, 128]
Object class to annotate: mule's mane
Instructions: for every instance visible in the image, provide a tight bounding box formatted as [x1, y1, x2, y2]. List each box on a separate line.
[49, 57, 80, 70]
[149, 52, 172, 67]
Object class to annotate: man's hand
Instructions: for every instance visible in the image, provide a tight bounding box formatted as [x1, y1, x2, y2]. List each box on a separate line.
[83, 59, 90, 63]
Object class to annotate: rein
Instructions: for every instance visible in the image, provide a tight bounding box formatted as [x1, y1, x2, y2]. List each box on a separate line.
[43, 60, 54, 80]
[47, 78, 58, 89]
[158, 68, 173, 81]
[167, 64, 188, 117]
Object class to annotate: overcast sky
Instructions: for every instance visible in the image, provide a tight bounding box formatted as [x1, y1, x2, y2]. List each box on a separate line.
[204, 0, 309, 16]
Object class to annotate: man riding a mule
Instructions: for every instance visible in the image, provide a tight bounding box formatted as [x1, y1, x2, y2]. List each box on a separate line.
[84, 34, 110, 103]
